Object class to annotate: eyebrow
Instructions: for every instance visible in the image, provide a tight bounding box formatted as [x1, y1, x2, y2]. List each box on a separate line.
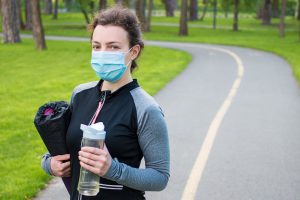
[92, 41, 121, 45]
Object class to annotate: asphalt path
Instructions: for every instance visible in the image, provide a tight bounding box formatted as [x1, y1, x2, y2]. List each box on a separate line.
[27, 35, 300, 200]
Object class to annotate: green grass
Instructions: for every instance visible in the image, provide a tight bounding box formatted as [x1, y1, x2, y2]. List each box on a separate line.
[0, 39, 191, 200]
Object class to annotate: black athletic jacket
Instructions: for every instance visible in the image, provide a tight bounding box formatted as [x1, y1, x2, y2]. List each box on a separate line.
[62, 79, 170, 200]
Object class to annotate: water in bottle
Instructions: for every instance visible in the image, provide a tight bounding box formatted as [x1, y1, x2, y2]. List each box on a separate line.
[77, 122, 106, 196]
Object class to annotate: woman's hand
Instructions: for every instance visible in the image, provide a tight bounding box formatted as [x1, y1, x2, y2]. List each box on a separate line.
[78, 145, 112, 176]
[50, 154, 71, 177]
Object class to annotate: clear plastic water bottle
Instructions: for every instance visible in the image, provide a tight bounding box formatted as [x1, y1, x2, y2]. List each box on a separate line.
[77, 122, 106, 196]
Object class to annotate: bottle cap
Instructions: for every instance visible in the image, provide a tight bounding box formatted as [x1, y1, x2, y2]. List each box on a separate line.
[80, 122, 106, 140]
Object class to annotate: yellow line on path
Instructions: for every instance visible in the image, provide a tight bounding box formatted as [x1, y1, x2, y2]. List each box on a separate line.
[180, 46, 244, 200]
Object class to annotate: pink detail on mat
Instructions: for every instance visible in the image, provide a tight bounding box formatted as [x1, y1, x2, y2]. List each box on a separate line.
[44, 108, 54, 116]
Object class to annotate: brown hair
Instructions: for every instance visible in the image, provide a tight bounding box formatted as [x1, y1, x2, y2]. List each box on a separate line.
[88, 6, 144, 72]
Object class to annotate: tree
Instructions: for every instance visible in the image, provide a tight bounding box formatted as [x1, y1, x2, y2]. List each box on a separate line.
[212, 0, 217, 29]
[144, 0, 153, 32]
[221, 0, 230, 18]
[200, 0, 209, 21]
[17, 0, 25, 29]
[44, 0, 52, 14]
[297, 0, 300, 20]
[99, 0, 107, 10]
[123, 0, 130, 6]
[115, 0, 122, 5]
[261, 0, 272, 25]
[136, 0, 146, 30]
[189, 0, 198, 21]
[272, 0, 279, 18]
[279, 0, 287, 37]
[179, 0, 188, 35]
[1, 0, 21, 43]
[233, 0, 239, 31]
[25, 0, 32, 30]
[53, 0, 58, 19]
[65, 0, 73, 11]
[31, 0, 47, 50]
[77, 0, 91, 24]
[164, 0, 176, 17]
[89, 0, 95, 18]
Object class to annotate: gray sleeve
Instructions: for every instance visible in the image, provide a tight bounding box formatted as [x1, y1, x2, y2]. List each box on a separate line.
[41, 153, 53, 176]
[103, 88, 170, 191]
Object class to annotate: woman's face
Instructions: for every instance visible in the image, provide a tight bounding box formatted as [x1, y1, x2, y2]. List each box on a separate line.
[92, 25, 139, 67]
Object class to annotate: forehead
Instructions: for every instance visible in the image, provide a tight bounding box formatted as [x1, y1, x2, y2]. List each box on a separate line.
[92, 25, 129, 45]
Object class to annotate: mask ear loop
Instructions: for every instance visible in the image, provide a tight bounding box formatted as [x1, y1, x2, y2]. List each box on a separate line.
[124, 47, 134, 67]
[125, 59, 132, 67]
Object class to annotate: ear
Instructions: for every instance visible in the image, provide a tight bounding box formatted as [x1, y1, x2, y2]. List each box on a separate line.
[130, 45, 141, 60]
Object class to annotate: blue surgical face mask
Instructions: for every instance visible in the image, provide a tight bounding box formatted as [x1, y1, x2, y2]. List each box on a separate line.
[91, 48, 132, 83]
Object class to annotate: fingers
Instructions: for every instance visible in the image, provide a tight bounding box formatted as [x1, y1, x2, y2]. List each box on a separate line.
[54, 154, 70, 161]
[80, 161, 104, 176]
[62, 166, 71, 177]
[78, 154, 106, 167]
[50, 156, 71, 177]
[78, 146, 112, 176]
[61, 161, 70, 171]
[80, 147, 105, 155]
[79, 149, 107, 161]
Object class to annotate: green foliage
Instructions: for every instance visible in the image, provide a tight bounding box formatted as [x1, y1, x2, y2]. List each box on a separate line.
[0, 39, 191, 199]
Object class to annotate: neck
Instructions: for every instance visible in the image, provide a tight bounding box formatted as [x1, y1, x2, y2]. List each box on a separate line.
[101, 75, 133, 93]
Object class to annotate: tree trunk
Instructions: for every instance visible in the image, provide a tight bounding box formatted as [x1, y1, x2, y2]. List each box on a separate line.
[123, 0, 130, 6]
[199, 0, 208, 21]
[179, 0, 188, 36]
[233, 0, 239, 31]
[298, 19, 300, 42]
[297, 0, 300, 20]
[25, 0, 32, 30]
[65, 0, 73, 12]
[144, 0, 153, 32]
[189, 0, 198, 21]
[52, 0, 58, 19]
[212, 0, 217, 29]
[17, 0, 25, 29]
[81, 9, 90, 24]
[31, 0, 47, 50]
[81, 8, 90, 24]
[115, 0, 122, 5]
[224, 0, 229, 18]
[89, 1, 95, 18]
[99, 0, 107, 10]
[165, 0, 175, 17]
[1, 0, 21, 43]
[78, 0, 90, 24]
[272, 0, 279, 18]
[136, 0, 146, 31]
[44, 0, 52, 14]
[279, 0, 286, 37]
[262, 0, 272, 25]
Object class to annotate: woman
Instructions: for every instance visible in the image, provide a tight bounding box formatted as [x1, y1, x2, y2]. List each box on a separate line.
[41, 6, 170, 200]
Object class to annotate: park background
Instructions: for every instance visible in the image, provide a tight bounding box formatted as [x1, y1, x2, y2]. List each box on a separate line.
[0, 0, 299, 199]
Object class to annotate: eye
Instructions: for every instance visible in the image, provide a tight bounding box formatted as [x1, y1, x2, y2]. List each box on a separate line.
[108, 45, 120, 50]
[92, 45, 101, 51]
